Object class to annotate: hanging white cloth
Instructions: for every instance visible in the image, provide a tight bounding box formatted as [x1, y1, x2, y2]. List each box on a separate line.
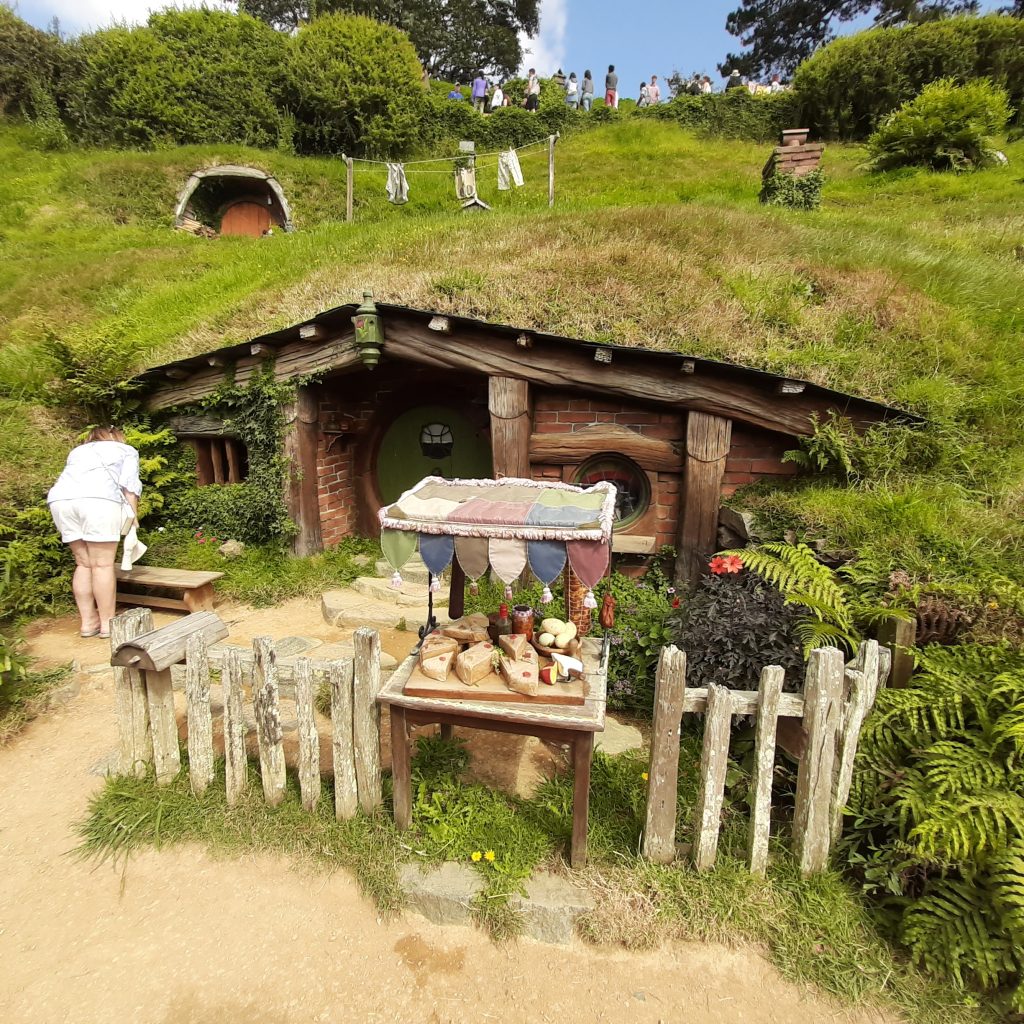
[497, 149, 524, 191]
[386, 162, 409, 204]
[120, 523, 147, 571]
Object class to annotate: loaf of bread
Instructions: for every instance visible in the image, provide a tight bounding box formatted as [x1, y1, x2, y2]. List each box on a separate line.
[420, 651, 454, 681]
[498, 633, 528, 660]
[455, 641, 495, 686]
[499, 658, 538, 697]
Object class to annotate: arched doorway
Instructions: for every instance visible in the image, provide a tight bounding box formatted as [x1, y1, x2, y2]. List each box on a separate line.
[220, 200, 272, 238]
[174, 165, 293, 236]
[376, 404, 492, 504]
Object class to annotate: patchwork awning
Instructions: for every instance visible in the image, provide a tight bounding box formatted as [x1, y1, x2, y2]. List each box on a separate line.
[378, 476, 616, 591]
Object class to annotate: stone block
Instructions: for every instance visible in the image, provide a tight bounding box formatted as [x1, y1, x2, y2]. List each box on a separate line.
[510, 871, 595, 945]
[594, 714, 644, 756]
[400, 862, 484, 926]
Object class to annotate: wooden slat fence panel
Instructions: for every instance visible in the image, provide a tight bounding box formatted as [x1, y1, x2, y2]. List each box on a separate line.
[353, 628, 382, 814]
[692, 683, 732, 871]
[252, 636, 286, 807]
[331, 660, 359, 820]
[295, 657, 321, 813]
[222, 647, 248, 807]
[146, 667, 180, 786]
[185, 633, 214, 795]
[747, 665, 784, 877]
[110, 608, 154, 777]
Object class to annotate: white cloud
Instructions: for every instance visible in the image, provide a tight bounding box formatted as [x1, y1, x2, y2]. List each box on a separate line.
[519, 0, 568, 76]
[35, 0, 213, 35]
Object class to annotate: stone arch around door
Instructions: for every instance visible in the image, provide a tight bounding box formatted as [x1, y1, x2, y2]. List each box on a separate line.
[174, 166, 293, 236]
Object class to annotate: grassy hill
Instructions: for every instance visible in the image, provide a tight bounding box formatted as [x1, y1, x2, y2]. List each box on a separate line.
[2, 117, 1024, 606]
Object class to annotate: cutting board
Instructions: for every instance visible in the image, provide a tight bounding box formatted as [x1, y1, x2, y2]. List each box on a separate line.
[403, 661, 587, 706]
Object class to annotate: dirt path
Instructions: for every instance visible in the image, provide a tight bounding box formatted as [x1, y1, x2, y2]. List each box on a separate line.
[1, 614, 897, 1024]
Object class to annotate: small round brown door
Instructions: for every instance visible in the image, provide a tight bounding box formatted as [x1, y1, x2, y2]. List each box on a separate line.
[220, 201, 271, 238]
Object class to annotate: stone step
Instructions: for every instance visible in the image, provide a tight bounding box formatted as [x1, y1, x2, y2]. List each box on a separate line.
[321, 588, 427, 630]
[353, 575, 448, 608]
[374, 558, 431, 585]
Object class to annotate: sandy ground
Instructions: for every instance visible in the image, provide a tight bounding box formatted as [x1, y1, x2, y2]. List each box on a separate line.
[2, 603, 898, 1024]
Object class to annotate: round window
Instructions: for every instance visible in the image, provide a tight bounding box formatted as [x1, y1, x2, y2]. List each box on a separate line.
[575, 454, 650, 530]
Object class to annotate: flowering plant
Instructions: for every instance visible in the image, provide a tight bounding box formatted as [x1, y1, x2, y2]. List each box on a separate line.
[710, 554, 743, 575]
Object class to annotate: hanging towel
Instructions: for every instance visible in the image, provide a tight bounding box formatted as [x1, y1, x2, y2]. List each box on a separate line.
[386, 162, 409, 204]
[120, 523, 147, 571]
[497, 149, 524, 191]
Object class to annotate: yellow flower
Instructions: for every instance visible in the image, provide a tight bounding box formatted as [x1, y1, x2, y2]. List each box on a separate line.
[988, 600, 1000, 610]
[641, 772, 649, 781]
[484, 850, 496, 862]
[471, 851, 482, 862]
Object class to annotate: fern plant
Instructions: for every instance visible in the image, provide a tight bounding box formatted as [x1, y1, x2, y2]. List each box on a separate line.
[842, 643, 1024, 1011]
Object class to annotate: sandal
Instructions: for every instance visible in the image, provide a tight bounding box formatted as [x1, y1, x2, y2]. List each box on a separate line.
[80, 627, 101, 638]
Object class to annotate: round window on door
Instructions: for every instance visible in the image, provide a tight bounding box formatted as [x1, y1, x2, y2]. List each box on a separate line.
[575, 454, 650, 529]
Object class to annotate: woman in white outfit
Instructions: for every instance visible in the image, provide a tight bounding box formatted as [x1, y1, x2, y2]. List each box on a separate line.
[48, 426, 142, 638]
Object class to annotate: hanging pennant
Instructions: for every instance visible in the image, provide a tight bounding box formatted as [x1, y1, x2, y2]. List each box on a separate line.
[381, 528, 417, 588]
[455, 535, 489, 595]
[489, 537, 527, 600]
[418, 533, 454, 577]
[527, 539, 566, 604]
[386, 162, 409, 204]
[567, 539, 610, 609]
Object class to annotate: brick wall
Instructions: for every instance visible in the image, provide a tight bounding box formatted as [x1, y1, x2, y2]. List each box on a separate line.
[722, 425, 798, 497]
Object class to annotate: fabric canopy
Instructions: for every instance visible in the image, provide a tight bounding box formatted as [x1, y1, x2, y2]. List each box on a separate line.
[378, 476, 616, 588]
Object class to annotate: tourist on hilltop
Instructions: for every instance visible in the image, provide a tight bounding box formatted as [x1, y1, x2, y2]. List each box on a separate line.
[489, 81, 505, 111]
[605, 65, 618, 108]
[565, 72, 579, 108]
[687, 72, 702, 96]
[648, 75, 661, 104]
[637, 80, 650, 108]
[447, 84, 464, 100]
[725, 68, 743, 90]
[701, 75, 713, 94]
[553, 68, 566, 88]
[769, 74, 783, 93]
[581, 70, 594, 111]
[471, 70, 488, 112]
[525, 68, 540, 111]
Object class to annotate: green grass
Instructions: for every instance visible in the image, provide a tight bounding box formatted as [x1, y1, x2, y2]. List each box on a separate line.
[77, 730, 996, 1022]
[0, 659, 70, 743]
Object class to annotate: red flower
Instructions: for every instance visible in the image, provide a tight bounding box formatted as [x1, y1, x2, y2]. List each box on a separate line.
[710, 555, 744, 575]
[671, 596, 681, 609]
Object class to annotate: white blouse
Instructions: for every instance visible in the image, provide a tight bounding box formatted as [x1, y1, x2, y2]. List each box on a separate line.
[48, 441, 143, 504]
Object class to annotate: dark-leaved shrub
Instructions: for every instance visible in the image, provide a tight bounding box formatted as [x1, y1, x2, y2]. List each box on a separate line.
[867, 79, 1010, 173]
[668, 571, 805, 691]
[760, 168, 823, 210]
[0, 7, 62, 119]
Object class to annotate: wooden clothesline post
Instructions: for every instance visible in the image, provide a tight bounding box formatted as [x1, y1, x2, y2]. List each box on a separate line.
[548, 134, 557, 208]
[344, 155, 354, 223]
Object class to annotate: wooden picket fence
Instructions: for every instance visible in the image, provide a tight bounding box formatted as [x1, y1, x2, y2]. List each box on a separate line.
[109, 608, 383, 816]
[642, 639, 890, 876]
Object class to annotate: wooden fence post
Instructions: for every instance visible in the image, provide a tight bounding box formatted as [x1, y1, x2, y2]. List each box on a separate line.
[353, 628, 383, 813]
[295, 657, 321, 813]
[345, 156, 354, 223]
[747, 665, 784, 877]
[330, 659, 358, 820]
[830, 667, 868, 844]
[110, 608, 153, 777]
[877, 615, 914, 688]
[185, 633, 214, 796]
[222, 647, 248, 807]
[146, 668, 180, 786]
[692, 683, 733, 871]
[642, 645, 687, 863]
[793, 646, 844, 875]
[548, 135, 556, 208]
[252, 636, 286, 807]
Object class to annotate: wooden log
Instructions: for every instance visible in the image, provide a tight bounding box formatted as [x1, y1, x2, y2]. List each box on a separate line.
[111, 611, 229, 672]
[252, 636, 286, 807]
[283, 385, 324, 557]
[330, 659, 358, 820]
[185, 633, 214, 796]
[877, 616, 914, 688]
[110, 608, 154, 777]
[747, 665, 784, 877]
[489, 376, 531, 479]
[675, 411, 731, 588]
[642, 646, 687, 863]
[352, 628, 383, 813]
[793, 647, 844, 875]
[830, 667, 868, 843]
[145, 668, 180, 786]
[165, 414, 233, 437]
[686, 686, 803, 718]
[529, 423, 683, 473]
[294, 657, 321, 813]
[224, 437, 242, 483]
[222, 647, 248, 807]
[692, 682, 733, 871]
[210, 440, 226, 484]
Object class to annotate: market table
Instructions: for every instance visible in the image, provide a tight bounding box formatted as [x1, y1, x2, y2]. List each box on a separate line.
[378, 635, 608, 868]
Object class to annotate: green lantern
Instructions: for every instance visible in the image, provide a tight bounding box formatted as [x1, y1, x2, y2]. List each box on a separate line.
[352, 290, 383, 368]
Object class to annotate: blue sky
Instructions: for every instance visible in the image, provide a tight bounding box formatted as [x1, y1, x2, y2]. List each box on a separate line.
[14, 0, 1007, 101]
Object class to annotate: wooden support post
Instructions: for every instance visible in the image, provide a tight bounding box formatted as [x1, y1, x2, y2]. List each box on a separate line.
[675, 411, 732, 589]
[793, 646, 844, 875]
[330, 660, 358, 820]
[692, 682, 732, 871]
[111, 608, 154, 777]
[548, 135, 556, 208]
[283, 385, 323, 557]
[877, 615, 914, 688]
[185, 633, 214, 796]
[390, 705, 412, 829]
[252, 636, 286, 807]
[488, 376, 531, 479]
[747, 665, 784, 877]
[222, 647, 248, 807]
[448, 557, 466, 621]
[830, 667, 868, 844]
[642, 645, 687, 863]
[353, 628, 382, 813]
[294, 657, 321, 813]
[345, 156, 354, 223]
[145, 668, 180, 786]
[571, 731, 594, 868]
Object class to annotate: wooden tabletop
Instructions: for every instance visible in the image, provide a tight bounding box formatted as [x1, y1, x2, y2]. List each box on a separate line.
[378, 636, 608, 733]
[115, 567, 224, 586]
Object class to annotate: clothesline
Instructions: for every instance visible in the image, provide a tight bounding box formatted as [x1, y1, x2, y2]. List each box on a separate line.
[347, 135, 552, 169]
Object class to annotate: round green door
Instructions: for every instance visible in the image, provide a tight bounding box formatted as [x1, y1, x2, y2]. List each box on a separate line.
[376, 405, 492, 503]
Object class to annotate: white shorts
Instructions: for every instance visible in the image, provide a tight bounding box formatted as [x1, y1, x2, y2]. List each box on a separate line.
[50, 498, 127, 543]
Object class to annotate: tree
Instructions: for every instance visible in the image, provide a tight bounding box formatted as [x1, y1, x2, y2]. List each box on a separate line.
[720, 0, 979, 80]
[237, 0, 540, 80]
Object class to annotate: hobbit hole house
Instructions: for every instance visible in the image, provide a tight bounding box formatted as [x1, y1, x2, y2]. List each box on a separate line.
[174, 166, 293, 238]
[139, 298, 908, 584]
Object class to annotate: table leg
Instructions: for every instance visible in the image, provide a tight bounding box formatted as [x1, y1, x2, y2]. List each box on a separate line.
[439, 723, 454, 741]
[390, 706, 412, 829]
[571, 732, 594, 868]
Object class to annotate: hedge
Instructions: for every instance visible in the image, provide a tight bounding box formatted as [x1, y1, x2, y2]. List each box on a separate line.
[0, 7, 61, 118]
[793, 14, 1024, 140]
[635, 90, 800, 142]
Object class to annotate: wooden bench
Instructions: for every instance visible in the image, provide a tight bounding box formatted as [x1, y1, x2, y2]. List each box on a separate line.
[115, 567, 224, 613]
